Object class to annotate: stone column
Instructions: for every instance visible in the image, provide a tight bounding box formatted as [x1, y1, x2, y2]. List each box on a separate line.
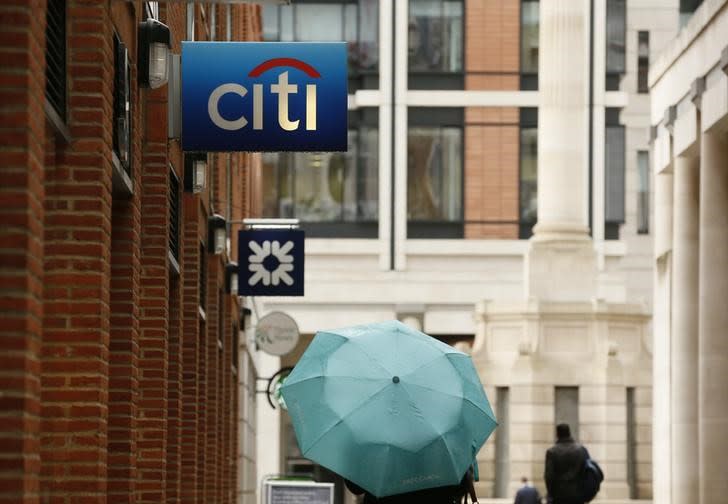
[671, 155, 700, 502]
[526, 0, 596, 301]
[698, 130, 728, 504]
[652, 169, 673, 504]
[534, 0, 590, 239]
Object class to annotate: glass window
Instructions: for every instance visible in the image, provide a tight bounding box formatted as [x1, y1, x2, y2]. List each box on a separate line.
[113, 33, 132, 176]
[519, 108, 538, 238]
[519, 128, 538, 228]
[680, 0, 704, 27]
[637, 150, 649, 234]
[261, 127, 378, 233]
[606, 0, 626, 77]
[263, 1, 279, 37]
[296, 4, 342, 41]
[45, 0, 67, 121]
[605, 123, 626, 225]
[408, 0, 463, 72]
[637, 31, 649, 93]
[407, 127, 462, 222]
[263, 1, 379, 75]
[520, 0, 539, 77]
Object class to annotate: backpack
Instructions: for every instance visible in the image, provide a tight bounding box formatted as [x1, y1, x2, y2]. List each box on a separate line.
[581, 457, 604, 502]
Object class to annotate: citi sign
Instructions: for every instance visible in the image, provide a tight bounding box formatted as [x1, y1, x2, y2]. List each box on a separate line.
[182, 42, 347, 152]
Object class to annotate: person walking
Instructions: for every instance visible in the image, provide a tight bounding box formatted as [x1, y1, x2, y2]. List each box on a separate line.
[514, 476, 541, 504]
[544, 423, 589, 504]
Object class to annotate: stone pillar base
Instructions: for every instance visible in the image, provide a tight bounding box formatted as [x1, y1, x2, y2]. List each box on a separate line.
[525, 238, 597, 302]
[472, 300, 651, 500]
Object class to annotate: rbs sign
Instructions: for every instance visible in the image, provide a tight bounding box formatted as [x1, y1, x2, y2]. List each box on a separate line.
[182, 42, 347, 152]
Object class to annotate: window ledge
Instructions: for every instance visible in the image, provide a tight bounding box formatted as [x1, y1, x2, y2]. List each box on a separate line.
[112, 152, 134, 197]
[168, 250, 180, 276]
[44, 101, 71, 144]
[405, 239, 529, 257]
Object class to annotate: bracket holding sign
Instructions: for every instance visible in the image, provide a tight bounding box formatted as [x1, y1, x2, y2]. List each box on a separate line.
[256, 366, 293, 410]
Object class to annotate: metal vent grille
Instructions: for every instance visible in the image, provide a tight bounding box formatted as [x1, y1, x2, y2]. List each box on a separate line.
[169, 167, 180, 260]
[45, 0, 66, 119]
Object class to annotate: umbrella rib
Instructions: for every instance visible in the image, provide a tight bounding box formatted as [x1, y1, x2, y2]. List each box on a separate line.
[301, 380, 393, 455]
[284, 374, 384, 389]
[403, 382, 496, 421]
[347, 339, 398, 377]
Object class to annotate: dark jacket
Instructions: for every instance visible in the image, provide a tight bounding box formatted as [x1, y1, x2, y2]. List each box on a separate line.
[544, 437, 588, 504]
[514, 484, 541, 504]
[346, 479, 468, 504]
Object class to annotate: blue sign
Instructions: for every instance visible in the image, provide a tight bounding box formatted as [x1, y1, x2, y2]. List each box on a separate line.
[238, 229, 305, 297]
[182, 42, 347, 152]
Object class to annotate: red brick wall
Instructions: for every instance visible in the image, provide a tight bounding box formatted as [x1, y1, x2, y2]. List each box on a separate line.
[464, 108, 520, 239]
[41, 1, 114, 501]
[0, 1, 46, 502]
[464, 0, 522, 238]
[108, 4, 142, 503]
[1, 2, 260, 502]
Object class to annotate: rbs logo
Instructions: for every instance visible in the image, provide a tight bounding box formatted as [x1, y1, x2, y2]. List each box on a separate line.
[182, 42, 347, 152]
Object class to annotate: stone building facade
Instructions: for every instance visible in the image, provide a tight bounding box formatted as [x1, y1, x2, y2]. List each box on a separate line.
[0, 2, 262, 503]
[254, 1, 685, 502]
[650, 1, 728, 503]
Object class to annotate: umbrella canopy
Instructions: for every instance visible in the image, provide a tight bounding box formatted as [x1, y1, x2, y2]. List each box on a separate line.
[280, 320, 497, 498]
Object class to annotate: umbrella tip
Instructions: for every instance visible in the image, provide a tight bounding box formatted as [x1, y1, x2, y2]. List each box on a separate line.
[392, 376, 400, 384]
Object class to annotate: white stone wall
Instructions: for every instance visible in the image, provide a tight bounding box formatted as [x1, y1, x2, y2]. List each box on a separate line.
[239, 345, 259, 504]
[650, 2, 728, 503]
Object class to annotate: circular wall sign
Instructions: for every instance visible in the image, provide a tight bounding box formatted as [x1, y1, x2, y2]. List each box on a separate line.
[255, 311, 300, 356]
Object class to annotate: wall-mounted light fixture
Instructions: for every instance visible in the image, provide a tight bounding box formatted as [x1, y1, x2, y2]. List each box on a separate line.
[226, 262, 239, 295]
[138, 18, 171, 89]
[240, 307, 252, 331]
[208, 214, 227, 255]
[184, 152, 207, 193]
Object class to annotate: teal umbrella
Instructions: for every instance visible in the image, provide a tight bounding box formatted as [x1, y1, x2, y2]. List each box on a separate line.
[280, 320, 497, 498]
